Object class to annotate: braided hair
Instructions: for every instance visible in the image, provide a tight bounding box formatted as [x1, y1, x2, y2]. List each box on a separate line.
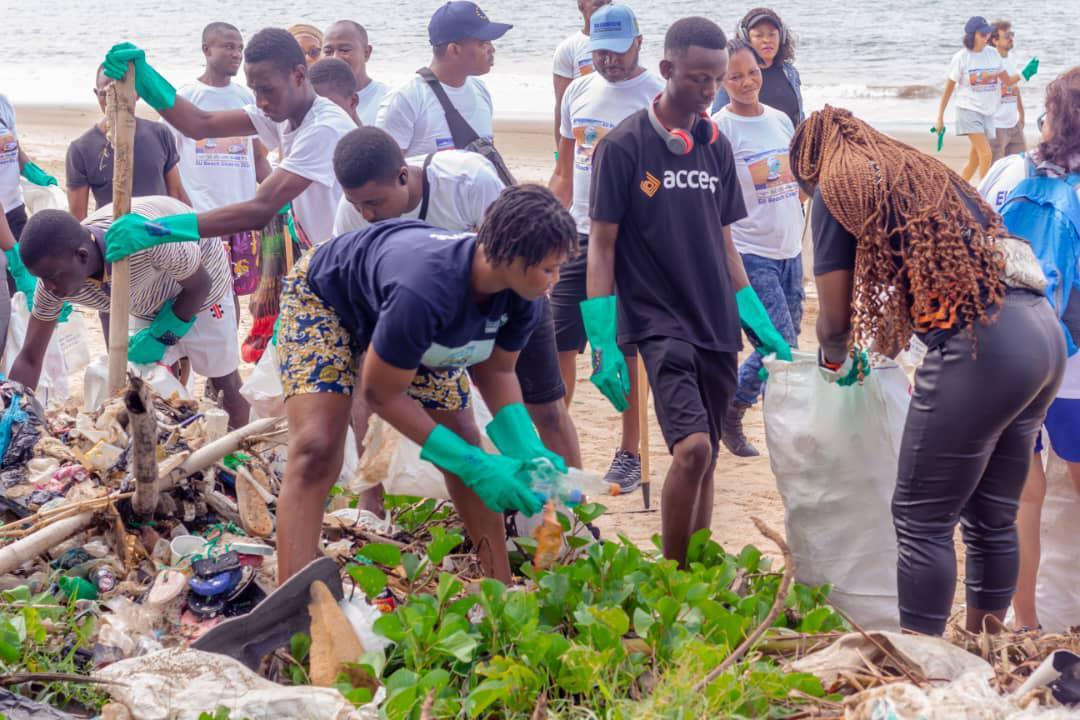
[477, 185, 578, 269]
[790, 105, 1006, 353]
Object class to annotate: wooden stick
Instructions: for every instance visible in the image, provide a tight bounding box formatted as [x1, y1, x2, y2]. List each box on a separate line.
[636, 355, 651, 508]
[106, 63, 137, 394]
[692, 517, 794, 692]
[0, 512, 95, 575]
[126, 374, 160, 517]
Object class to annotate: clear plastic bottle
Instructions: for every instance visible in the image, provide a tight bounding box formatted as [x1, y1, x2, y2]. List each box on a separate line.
[526, 459, 619, 505]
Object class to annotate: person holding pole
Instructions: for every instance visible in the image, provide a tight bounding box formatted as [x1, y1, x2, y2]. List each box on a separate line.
[585, 17, 790, 565]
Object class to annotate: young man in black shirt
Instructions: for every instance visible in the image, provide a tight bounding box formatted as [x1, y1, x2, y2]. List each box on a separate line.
[585, 16, 791, 565]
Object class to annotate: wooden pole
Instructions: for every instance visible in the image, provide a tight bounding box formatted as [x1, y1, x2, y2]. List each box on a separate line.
[106, 65, 137, 395]
[125, 373, 159, 517]
[637, 355, 651, 508]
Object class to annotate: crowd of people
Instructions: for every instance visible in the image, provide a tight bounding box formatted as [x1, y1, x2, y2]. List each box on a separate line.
[0, 2, 1076, 636]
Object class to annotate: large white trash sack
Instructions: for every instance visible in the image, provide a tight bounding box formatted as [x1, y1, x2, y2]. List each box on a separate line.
[19, 179, 66, 214]
[1034, 448, 1080, 633]
[96, 648, 380, 720]
[1, 293, 90, 406]
[762, 352, 909, 630]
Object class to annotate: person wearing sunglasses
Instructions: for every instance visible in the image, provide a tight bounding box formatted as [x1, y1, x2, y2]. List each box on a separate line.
[989, 20, 1026, 163]
[288, 24, 323, 67]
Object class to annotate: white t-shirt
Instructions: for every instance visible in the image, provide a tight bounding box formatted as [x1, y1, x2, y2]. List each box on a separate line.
[979, 154, 1080, 398]
[356, 80, 390, 127]
[552, 31, 595, 79]
[0, 94, 24, 213]
[333, 149, 504, 235]
[172, 81, 257, 213]
[560, 71, 663, 234]
[375, 74, 494, 157]
[947, 47, 1004, 117]
[993, 55, 1021, 129]
[713, 106, 802, 259]
[244, 96, 355, 245]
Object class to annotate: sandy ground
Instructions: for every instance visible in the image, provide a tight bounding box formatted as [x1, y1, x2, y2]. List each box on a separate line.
[14, 103, 977, 565]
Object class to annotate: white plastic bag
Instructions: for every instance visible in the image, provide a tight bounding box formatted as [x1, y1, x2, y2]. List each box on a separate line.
[19, 179, 67, 215]
[762, 352, 909, 630]
[0, 292, 78, 405]
[1034, 448, 1080, 632]
[240, 342, 285, 419]
[83, 355, 192, 413]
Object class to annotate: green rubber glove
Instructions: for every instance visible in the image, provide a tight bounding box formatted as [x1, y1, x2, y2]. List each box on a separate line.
[421, 424, 543, 516]
[57, 303, 73, 323]
[102, 42, 177, 111]
[486, 402, 567, 473]
[818, 347, 872, 387]
[105, 212, 199, 263]
[5, 247, 38, 310]
[21, 161, 57, 187]
[736, 286, 792, 361]
[929, 125, 946, 153]
[580, 295, 630, 412]
[1021, 57, 1039, 82]
[127, 299, 195, 365]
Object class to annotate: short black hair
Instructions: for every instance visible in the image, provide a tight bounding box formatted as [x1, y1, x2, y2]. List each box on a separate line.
[310, 57, 357, 97]
[333, 127, 404, 188]
[726, 37, 761, 64]
[478, 185, 578, 269]
[328, 19, 369, 45]
[664, 16, 727, 55]
[19, 210, 87, 270]
[202, 22, 240, 44]
[244, 28, 306, 75]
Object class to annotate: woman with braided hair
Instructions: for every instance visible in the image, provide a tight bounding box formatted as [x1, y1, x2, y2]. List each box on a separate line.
[791, 105, 1065, 635]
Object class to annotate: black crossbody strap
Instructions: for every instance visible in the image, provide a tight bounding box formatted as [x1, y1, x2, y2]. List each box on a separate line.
[418, 153, 435, 221]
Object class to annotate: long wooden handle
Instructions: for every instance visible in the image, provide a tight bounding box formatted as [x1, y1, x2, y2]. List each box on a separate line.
[106, 64, 137, 394]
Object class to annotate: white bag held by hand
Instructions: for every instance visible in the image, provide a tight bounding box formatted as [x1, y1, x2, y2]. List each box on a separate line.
[762, 351, 909, 630]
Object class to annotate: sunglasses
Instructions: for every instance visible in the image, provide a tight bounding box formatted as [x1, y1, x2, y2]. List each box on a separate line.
[305, 47, 321, 60]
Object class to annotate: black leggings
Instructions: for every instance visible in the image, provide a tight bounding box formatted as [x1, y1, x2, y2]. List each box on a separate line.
[893, 290, 1066, 635]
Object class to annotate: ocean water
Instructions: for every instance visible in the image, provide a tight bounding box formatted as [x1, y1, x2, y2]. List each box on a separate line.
[4, 0, 1072, 128]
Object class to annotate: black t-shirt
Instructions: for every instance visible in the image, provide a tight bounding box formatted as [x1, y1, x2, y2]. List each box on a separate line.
[65, 117, 180, 208]
[811, 185, 991, 345]
[305, 219, 542, 371]
[589, 109, 748, 351]
[759, 63, 800, 130]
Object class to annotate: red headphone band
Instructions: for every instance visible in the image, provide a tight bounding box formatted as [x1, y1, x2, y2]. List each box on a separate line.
[649, 94, 719, 155]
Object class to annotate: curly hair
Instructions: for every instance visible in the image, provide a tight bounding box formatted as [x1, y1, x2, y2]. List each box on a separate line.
[738, 8, 794, 64]
[1037, 66, 1080, 172]
[790, 106, 1006, 353]
[478, 185, 578, 270]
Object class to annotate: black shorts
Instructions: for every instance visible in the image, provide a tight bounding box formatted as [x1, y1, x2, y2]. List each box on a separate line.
[515, 296, 566, 405]
[550, 233, 635, 356]
[638, 336, 737, 453]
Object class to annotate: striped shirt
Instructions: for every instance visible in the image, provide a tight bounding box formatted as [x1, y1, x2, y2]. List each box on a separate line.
[33, 196, 232, 322]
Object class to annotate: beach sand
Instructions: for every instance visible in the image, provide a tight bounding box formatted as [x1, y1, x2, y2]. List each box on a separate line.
[14, 102, 976, 573]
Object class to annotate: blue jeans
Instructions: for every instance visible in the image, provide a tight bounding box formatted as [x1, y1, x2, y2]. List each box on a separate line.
[735, 253, 804, 406]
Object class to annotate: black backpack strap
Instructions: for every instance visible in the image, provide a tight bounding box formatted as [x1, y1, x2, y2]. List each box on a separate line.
[418, 153, 435, 222]
[416, 67, 481, 149]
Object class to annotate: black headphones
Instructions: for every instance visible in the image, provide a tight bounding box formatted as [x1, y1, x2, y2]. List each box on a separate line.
[646, 94, 720, 156]
[737, 12, 786, 46]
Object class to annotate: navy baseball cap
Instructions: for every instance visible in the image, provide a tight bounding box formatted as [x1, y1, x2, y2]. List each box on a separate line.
[588, 5, 641, 53]
[964, 15, 992, 35]
[428, 2, 513, 46]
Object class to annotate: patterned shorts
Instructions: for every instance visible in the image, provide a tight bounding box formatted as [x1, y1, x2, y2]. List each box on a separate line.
[277, 253, 471, 411]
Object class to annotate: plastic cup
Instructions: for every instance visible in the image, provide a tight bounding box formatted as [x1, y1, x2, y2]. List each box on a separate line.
[169, 535, 209, 566]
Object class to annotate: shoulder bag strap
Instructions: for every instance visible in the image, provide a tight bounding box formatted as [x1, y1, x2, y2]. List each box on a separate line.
[416, 67, 481, 149]
[418, 153, 435, 221]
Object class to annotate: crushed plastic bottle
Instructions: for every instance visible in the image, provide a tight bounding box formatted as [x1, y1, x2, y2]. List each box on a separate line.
[526, 458, 619, 505]
[531, 501, 563, 570]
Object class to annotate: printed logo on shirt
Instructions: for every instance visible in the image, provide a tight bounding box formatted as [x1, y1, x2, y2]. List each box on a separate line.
[420, 339, 496, 369]
[744, 148, 798, 205]
[1001, 81, 1019, 103]
[194, 137, 251, 169]
[662, 169, 721, 193]
[967, 68, 1000, 92]
[571, 118, 613, 170]
[639, 171, 661, 197]
[435, 137, 456, 150]
[0, 132, 17, 166]
[576, 57, 594, 76]
[210, 303, 224, 320]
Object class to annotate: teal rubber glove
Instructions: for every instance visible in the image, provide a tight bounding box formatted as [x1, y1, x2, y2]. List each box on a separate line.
[421, 424, 544, 516]
[5, 247, 38, 310]
[486, 402, 567, 473]
[1021, 57, 1039, 81]
[127, 299, 195, 365]
[736, 286, 792, 361]
[105, 212, 199, 262]
[21, 161, 57, 187]
[102, 42, 177, 111]
[57, 303, 73, 323]
[929, 125, 946, 153]
[580, 295, 630, 412]
[818, 347, 871, 387]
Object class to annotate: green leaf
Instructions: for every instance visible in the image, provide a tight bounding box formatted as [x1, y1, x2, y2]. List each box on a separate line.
[513, 536, 538, 556]
[573, 502, 607, 524]
[347, 564, 388, 599]
[0, 620, 22, 663]
[401, 552, 424, 581]
[289, 632, 310, 664]
[434, 630, 478, 663]
[373, 612, 405, 643]
[427, 527, 464, 565]
[356, 543, 402, 567]
[565, 535, 590, 550]
[465, 678, 510, 718]
[436, 572, 463, 606]
[798, 606, 833, 634]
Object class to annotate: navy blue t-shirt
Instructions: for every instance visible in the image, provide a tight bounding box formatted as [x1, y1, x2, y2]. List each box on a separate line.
[305, 219, 542, 370]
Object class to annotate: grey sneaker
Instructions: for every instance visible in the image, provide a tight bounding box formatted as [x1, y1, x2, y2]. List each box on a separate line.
[722, 401, 760, 457]
[604, 449, 642, 494]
